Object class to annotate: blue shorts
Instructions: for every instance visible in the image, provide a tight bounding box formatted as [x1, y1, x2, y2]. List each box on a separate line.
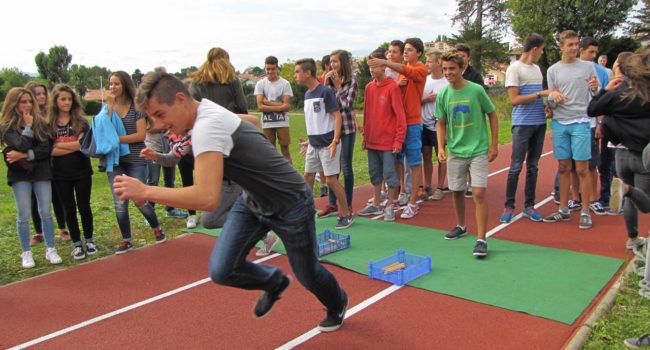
[396, 124, 423, 167]
[367, 149, 398, 188]
[551, 121, 591, 161]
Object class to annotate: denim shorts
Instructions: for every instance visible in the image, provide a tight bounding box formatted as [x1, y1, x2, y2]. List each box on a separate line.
[396, 124, 423, 167]
[551, 120, 591, 161]
[367, 149, 398, 188]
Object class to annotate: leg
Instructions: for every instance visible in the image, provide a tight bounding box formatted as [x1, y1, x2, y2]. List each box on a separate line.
[33, 181, 55, 247]
[55, 179, 82, 244]
[523, 124, 546, 208]
[12, 182, 34, 251]
[162, 164, 177, 212]
[145, 160, 161, 208]
[51, 181, 67, 232]
[422, 146, 433, 189]
[108, 165, 133, 240]
[31, 191, 42, 235]
[339, 132, 355, 208]
[277, 127, 293, 165]
[178, 155, 197, 216]
[504, 125, 531, 209]
[75, 176, 94, 240]
[126, 162, 161, 229]
[470, 154, 490, 240]
[201, 182, 242, 229]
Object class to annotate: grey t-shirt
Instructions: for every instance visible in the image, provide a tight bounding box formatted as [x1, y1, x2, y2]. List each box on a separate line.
[547, 60, 597, 123]
[254, 77, 293, 129]
[192, 99, 306, 216]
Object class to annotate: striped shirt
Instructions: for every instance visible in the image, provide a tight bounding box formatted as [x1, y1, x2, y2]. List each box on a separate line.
[119, 104, 146, 164]
[505, 61, 546, 126]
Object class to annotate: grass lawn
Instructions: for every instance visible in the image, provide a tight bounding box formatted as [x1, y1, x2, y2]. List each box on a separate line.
[0, 94, 646, 348]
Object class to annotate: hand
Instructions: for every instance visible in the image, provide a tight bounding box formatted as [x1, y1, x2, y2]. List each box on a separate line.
[397, 77, 408, 86]
[437, 148, 447, 163]
[587, 75, 599, 92]
[356, 123, 364, 133]
[21, 110, 33, 126]
[368, 58, 387, 69]
[299, 139, 308, 157]
[392, 147, 401, 154]
[549, 91, 567, 104]
[595, 124, 603, 139]
[140, 148, 160, 161]
[541, 88, 560, 97]
[544, 106, 554, 119]
[487, 145, 498, 162]
[104, 90, 116, 106]
[328, 141, 338, 160]
[113, 174, 147, 204]
[605, 77, 623, 91]
[5, 150, 27, 163]
[422, 93, 437, 103]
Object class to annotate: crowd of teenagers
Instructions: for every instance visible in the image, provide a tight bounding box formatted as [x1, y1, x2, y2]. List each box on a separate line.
[2, 32, 650, 337]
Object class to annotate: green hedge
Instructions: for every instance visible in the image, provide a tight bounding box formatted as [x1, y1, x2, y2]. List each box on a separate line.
[83, 100, 102, 116]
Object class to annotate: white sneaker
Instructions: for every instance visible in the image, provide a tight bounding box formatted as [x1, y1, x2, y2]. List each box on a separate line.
[398, 193, 410, 206]
[186, 215, 197, 229]
[256, 232, 279, 257]
[21, 251, 35, 268]
[45, 247, 63, 265]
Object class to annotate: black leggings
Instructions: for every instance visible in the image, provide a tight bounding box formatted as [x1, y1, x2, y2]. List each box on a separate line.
[627, 186, 650, 214]
[54, 176, 94, 243]
[178, 154, 196, 216]
[31, 182, 66, 233]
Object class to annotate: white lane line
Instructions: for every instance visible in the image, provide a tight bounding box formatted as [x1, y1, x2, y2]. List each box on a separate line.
[276, 285, 403, 350]
[8, 253, 282, 350]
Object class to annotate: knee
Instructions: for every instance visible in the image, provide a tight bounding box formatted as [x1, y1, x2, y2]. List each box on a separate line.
[209, 263, 231, 286]
[558, 164, 572, 174]
[472, 188, 487, 202]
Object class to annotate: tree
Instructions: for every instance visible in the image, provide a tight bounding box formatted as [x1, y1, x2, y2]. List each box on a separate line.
[0, 68, 32, 102]
[69, 64, 90, 98]
[132, 69, 144, 87]
[355, 57, 372, 110]
[34, 45, 72, 85]
[597, 35, 642, 66]
[173, 66, 198, 79]
[448, 21, 508, 74]
[628, 0, 650, 42]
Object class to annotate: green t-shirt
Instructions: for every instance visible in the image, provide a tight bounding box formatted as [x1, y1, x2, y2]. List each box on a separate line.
[435, 81, 495, 157]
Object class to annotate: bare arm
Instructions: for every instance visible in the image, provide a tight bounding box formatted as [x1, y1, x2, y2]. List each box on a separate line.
[238, 114, 260, 128]
[507, 86, 556, 106]
[487, 111, 499, 162]
[119, 118, 147, 144]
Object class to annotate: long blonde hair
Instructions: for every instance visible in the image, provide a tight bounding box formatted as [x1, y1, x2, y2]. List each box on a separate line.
[0, 88, 51, 145]
[24, 81, 49, 118]
[622, 47, 650, 104]
[48, 84, 86, 136]
[190, 47, 237, 84]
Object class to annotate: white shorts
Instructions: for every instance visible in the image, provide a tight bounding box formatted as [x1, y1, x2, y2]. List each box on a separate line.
[305, 143, 341, 177]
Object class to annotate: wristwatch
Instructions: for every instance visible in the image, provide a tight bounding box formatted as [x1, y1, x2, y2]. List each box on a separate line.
[536, 92, 542, 99]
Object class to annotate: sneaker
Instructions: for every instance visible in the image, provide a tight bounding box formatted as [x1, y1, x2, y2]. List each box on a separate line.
[320, 185, 329, 198]
[400, 204, 419, 219]
[465, 187, 473, 199]
[115, 240, 133, 255]
[627, 237, 647, 250]
[154, 228, 166, 243]
[317, 204, 338, 218]
[430, 188, 444, 201]
[543, 211, 571, 223]
[166, 208, 188, 218]
[567, 200, 582, 212]
[624, 333, 650, 349]
[522, 207, 543, 222]
[589, 202, 607, 216]
[444, 225, 468, 240]
[335, 215, 354, 230]
[383, 205, 396, 222]
[59, 230, 71, 241]
[21, 251, 35, 268]
[30, 233, 44, 246]
[610, 177, 624, 215]
[552, 191, 560, 205]
[45, 247, 62, 264]
[71, 246, 86, 260]
[318, 290, 348, 332]
[579, 213, 593, 229]
[417, 186, 428, 201]
[256, 232, 279, 257]
[254, 275, 291, 318]
[472, 240, 488, 257]
[441, 187, 451, 193]
[186, 215, 197, 229]
[397, 193, 409, 206]
[358, 204, 383, 217]
[85, 242, 98, 255]
[367, 192, 387, 204]
[499, 208, 514, 223]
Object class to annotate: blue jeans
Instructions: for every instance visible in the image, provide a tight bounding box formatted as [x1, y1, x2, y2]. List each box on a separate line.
[329, 132, 355, 207]
[505, 124, 546, 209]
[108, 162, 160, 240]
[616, 149, 650, 239]
[209, 185, 345, 312]
[146, 160, 177, 211]
[12, 181, 55, 251]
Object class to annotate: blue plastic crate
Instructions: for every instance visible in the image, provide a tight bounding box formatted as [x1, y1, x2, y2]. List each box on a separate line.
[368, 249, 432, 286]
[317, 229, 350, 256]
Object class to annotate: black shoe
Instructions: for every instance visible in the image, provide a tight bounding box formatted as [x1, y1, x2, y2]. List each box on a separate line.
[444, 225, 468, 240]
[253, 275, 291, 318]
[473, 240, 488, 257]
[318, 291, 348, 332]
[115, 241, 133, 255]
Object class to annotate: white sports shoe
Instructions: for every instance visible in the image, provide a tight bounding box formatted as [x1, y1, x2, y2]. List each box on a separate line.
[186, 215, 197, 229]
[45, 247, 63, 265]
[21, 251, 35, 268]
[256, 233, 279, 256]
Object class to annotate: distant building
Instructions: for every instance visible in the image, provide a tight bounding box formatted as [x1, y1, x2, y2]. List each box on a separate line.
[424, 40, 453, 52]
[84, 89, 104, 101]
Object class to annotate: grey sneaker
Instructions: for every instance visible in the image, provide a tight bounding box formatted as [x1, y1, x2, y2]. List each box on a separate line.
[543, 211, 571, 223]
[444, 226, 468, 240]
[568, 200, 582, 212]
[383, 205, 396, 222]
[430, 188, 444, 201]
[335, 215, 354, 230]
[579, 213, 593, 229]
[358, 204, 383, 216]
[472, 240, 488, 257]
[627, 237, 647, 250]
[397, 193, 409, 206]
[624, 333, 650, 348]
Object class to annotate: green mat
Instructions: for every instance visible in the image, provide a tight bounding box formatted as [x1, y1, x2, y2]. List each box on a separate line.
[183, 217, 623, 324]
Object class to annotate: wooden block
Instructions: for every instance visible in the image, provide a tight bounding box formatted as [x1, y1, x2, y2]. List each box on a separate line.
[327, 239, 337, 243]
[382, 262, 406, 274]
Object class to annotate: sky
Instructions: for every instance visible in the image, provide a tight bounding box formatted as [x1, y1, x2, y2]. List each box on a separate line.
[3, 0, 458, 75]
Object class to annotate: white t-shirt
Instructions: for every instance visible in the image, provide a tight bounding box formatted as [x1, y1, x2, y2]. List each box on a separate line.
[192, 99, 241, 158]
[421, 75, 449, 131]
[254, 77, 293, 129]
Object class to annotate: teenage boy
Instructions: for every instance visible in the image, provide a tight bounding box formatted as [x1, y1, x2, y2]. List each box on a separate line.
[543, 30, 599, 229]
[358, 49, 407, 221]
[294, 58, 354, 229]
[421, 50, 449, 201]
[369, 37, 429, 219]
[500, 33, 555, 223]
[436, 49, 499, 257]
[255, 55, 294, 163]
[114, 68, 349, 332]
